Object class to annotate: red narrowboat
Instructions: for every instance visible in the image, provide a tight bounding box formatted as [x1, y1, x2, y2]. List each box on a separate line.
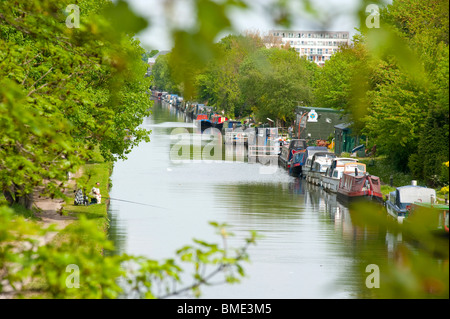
[337, 171, 383, 203]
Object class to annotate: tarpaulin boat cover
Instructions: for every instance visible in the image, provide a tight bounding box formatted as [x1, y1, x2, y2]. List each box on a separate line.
[397, 186, 436, 204]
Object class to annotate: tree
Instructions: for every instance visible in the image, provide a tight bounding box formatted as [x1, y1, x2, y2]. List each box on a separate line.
[239, 47, 316, 123]
[0, 0, 152, 208]
[194, 34, 263, 117]
[152, 53, 182, 94]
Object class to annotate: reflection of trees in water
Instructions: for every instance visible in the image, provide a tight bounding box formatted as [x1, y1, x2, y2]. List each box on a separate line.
[105, 208, 127, 257]
[214, 182, 306, 221]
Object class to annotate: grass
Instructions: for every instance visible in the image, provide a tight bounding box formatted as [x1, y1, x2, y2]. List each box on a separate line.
[56, 150, 113, 243]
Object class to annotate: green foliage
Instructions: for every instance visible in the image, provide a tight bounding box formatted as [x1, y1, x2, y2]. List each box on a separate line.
[0, 0, 152, 209]
[152, 53, 182, 94]
[195, 34, 264, 117]
[348, 202, 448, 298]
[312, 0, 449, 181]
[314, 40, 370, 126]
[239, 47, 316, 123]
[360, 156, 416, 186]
[0, 205, 258, 299]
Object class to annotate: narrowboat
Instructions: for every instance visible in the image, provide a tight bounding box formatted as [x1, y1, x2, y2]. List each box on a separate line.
[306, 152, 337, 185]
[211, 114, 227, 131]
[385, 183, 437, 223]
[288, 151, 305, 177]
[300, 147, 329, 178]
[321, 159, 362, 193]
[195, 114, 212, 131]
[290, 146, 328, 177]
[337, 171, 383, 203]
[278, 139, 307, 170]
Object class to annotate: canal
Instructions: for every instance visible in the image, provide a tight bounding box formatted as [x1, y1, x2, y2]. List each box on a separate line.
[107, 100, 396, 299]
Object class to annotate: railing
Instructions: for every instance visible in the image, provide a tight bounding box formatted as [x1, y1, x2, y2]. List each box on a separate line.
[248, 145, 280, 157]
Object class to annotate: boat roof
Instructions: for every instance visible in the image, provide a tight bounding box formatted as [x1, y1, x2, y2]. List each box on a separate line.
[306, 146, 328, 151]
[396, 186, 436, 204]
[335, 157, 358, 162]
[312, 151, 336, 158]
[343, 162, 366, 168]
[334, 122, 352, 130]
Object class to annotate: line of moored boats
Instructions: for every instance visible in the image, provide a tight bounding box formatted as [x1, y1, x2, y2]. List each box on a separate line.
[278, 139, 449, 233]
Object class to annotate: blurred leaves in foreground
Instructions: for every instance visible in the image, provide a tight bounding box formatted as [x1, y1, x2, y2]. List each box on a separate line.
[0, 207, 258, 298]
[349, 201, 448, 298]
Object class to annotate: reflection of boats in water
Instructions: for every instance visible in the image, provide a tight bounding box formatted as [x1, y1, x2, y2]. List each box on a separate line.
[288, 178, 306, 195]
[320, 188, 376, 242]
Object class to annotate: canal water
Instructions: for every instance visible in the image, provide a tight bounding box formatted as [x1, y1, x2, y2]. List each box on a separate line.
[107, 100, 395, 299]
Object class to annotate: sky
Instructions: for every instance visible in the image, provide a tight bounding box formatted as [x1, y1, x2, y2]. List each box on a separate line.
[126, 0, 367, 51]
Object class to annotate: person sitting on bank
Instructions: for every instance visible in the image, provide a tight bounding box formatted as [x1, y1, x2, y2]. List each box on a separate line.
[91, 182, 101, 204]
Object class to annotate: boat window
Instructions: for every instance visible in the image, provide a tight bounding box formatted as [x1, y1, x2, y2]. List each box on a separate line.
[291, 140, 306, 149]
[390, 192, 396, 204]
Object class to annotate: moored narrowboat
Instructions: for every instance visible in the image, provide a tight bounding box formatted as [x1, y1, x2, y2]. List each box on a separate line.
[292, 146, 328, 178]
[211, 114, 227, 131]
[306, 152, 337, 185]
[196, 114, 212, 131]
[385, 183, 437, 223]
[322, 160, 363, 193]
[278, 139, 307, 170]
[337, 171, 383, 203]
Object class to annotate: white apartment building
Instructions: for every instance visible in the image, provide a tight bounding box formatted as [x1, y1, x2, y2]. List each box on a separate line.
[268, 30, 350, 66]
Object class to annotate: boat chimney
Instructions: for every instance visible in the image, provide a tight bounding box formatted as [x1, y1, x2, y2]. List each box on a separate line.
[355, 168, 358, 176]
[411, 180, 417, 186]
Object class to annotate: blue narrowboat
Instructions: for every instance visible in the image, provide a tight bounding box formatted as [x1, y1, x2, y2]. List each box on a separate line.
[289, 146, 328, 177]
[385, 184, 437, 223]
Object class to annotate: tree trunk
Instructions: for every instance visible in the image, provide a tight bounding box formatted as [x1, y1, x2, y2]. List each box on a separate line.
[16, 192, 34, 210]
[3, 184, 34, 210]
